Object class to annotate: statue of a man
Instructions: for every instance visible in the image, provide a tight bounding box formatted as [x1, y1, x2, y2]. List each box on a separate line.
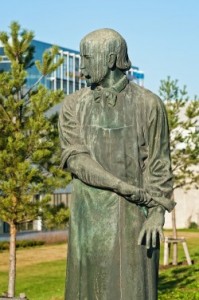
[59, 28, 175, 300]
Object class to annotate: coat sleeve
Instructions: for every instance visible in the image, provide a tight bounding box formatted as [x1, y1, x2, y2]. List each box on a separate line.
[143, 95, 176, 212]
[58, 94, 89, 169]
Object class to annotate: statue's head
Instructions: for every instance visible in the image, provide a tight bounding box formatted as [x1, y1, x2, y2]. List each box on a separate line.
[80, 28, 131, 86]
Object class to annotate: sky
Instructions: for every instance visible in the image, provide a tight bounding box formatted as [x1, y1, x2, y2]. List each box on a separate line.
[1, 0, 199, 98]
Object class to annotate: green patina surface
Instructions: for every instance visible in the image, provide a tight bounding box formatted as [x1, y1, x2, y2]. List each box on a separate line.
[58, 29, 174, 300]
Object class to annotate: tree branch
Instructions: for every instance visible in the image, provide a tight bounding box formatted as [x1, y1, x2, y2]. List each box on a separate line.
[22, 75, 44, 101]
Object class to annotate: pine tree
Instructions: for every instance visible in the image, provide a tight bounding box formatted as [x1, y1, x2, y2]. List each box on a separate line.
[159, 76, 199, 265]
[0, 22, 70, 297]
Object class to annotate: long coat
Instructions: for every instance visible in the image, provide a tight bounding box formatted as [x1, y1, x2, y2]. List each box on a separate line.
[58, 81, 174, 300]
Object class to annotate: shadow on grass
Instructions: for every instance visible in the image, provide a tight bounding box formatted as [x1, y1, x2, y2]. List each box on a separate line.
[159, 264, 199, 293]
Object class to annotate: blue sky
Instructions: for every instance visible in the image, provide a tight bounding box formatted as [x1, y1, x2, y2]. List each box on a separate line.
[1, 0, 199, 98]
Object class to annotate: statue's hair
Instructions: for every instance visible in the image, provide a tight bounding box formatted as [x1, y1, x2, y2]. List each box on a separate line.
[80, 28, 132, 71]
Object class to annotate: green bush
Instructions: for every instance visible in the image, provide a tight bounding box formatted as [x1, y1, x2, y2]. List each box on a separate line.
[0, 241, 9, 251]
[0, 240, 45, 251]
[188, 222, 198, 229]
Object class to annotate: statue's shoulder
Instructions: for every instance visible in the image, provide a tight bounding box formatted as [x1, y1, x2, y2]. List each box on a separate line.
[128, 81, 164, 110]
[61, 87, 90, 111]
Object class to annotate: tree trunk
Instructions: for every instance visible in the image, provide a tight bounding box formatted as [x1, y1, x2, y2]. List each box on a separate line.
[8, 222, 17, 297]
[172, 202, 178, 265]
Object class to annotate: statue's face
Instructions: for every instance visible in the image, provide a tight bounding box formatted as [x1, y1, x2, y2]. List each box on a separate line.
[80, 42, 109, 86]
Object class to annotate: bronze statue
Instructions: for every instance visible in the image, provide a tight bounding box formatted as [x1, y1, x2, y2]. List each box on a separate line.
[59, 28, 175, 300]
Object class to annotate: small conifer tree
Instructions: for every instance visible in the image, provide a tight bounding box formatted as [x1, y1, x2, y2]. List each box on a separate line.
[159, 76, 199, 265]
[0, 22, 70, 297]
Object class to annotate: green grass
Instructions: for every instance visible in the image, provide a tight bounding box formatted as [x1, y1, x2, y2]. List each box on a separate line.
[159, 231, 199, 299]
[159, 264, 199, 300]
[0, 260, 66, 300]
[164, 228, 199, 232]
[0, 232, 199, 300]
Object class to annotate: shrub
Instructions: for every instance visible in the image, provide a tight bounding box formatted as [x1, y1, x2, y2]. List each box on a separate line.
[0, 240, 45, 251]
[189, 222, 198, 229]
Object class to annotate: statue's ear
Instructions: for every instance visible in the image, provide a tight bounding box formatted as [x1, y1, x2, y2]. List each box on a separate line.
[108, 53, 117, 69]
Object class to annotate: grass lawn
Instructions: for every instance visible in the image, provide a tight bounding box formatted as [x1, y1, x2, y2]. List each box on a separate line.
[158, 231, 199, 299]
[159, 263, 199, 300]
[0, 244, 67, 300]
[0, 231, 199, 300]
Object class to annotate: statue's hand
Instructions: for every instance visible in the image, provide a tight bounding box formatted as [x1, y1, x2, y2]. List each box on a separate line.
[138, 206, 165, 249]
[116, 181, 140, 197]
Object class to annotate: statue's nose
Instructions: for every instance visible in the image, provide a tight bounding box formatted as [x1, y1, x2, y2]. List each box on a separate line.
[80, 68, 89, 78]
[80, 70, 85, 78]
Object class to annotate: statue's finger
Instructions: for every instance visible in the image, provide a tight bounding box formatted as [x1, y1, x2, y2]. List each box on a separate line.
[138, 228, 145, 246]
[158, 228, 164, 242]
[146, 230, 151, 249]
[152, 229, 157, 248]
[130, 194, 139, 202]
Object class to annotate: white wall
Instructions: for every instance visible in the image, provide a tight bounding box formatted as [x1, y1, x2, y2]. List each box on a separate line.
[164, 188, 199, 229]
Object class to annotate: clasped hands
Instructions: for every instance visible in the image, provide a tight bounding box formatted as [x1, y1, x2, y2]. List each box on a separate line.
[116, 180, 165, 249]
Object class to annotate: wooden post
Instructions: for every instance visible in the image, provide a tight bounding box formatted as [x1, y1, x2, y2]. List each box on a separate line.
[163, 236, 192, 266]
[172, 208, 178, 265]
[182, 240, 192, 265]
[164, 237, 169, 266]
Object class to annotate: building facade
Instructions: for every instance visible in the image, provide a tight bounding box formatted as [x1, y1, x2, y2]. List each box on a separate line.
[127, 65, 144, 87]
